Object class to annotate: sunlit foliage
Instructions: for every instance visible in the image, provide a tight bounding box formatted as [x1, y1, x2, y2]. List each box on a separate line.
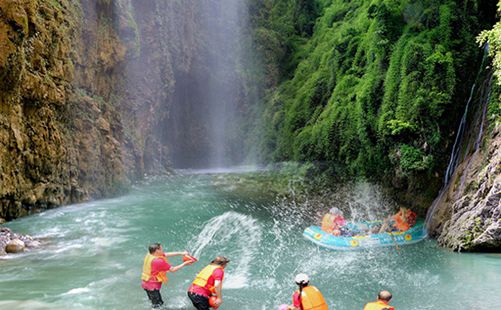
[252, 0, 495, 192]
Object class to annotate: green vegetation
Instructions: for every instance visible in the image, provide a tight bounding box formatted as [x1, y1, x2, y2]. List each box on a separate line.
[250, 0, 496, 198]
[478, 1, 501, 127]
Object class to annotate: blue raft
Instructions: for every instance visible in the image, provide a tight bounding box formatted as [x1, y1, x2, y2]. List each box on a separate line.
[303, 220, 427, 250]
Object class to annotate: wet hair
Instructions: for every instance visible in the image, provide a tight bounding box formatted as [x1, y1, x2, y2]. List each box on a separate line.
[378, 291, 392, 302]
[148, 243, 162, 254]
[297, 281, 309, 288]
[211, 256, 230, 266]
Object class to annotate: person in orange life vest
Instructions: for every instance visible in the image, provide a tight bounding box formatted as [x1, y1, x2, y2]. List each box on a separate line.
[363, 290, 395, 310]
[141, 243, 194, 309]
[188, 256, 230, 310]
[378, 208, 417, 233]
[321, 207, 347, 236]
[289, 273, 328, 310]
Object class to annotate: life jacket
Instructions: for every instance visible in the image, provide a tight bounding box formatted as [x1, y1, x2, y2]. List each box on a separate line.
[392, 209, 413, 231]
[363, 300, 395, 310]
[321, 214, 336, 233]
[141, 253, 169, 284]
[192, 264, 224, 294]
[295, 286, 328, 310]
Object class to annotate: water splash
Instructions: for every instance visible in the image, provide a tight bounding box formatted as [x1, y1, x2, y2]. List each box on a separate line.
[188, 211, 262, 289]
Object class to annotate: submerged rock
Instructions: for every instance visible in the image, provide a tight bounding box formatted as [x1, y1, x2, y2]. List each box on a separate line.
[5, 239, 25, 253]
[0, 227, 40, 255]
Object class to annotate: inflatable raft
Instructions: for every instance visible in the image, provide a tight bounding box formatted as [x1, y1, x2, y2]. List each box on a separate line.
[303, 220, 427, 250]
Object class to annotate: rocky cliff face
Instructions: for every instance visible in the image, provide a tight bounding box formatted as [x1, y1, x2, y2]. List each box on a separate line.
[429, 74, 501, 251]
[0, 0, 254, 220]
[0, 0, 156, 220]
[0, 0, 118, 220]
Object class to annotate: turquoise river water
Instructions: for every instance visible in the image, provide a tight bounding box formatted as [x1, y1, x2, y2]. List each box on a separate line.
[1, 172, 500, 309]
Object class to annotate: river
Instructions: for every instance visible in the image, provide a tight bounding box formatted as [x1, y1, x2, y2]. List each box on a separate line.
[1, 172, 500, 309]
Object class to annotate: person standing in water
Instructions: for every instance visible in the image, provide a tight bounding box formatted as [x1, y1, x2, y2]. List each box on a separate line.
[187, 256, 230, 310]
[363, 290, 395, 310]
[141, 243, 194, 309]
[288, 273, 328, 310]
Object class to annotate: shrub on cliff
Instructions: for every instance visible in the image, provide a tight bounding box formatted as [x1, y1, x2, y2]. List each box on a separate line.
[252, 0, 496, 204]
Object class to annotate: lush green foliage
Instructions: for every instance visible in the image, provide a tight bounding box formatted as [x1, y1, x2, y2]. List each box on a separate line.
[478, 2, 501, 126]
[252, 0, 496, 192]
[478, 2, 501, 86]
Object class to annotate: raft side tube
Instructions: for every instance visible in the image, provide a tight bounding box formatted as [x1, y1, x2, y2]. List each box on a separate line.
[303, 221, 427, 250]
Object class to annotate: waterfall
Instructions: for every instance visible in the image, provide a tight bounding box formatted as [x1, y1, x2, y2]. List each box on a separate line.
[109, 0, 254, 170]
[203, 0, 249, 168]
[161, 0, 252, 169]
[443, 82, 476, 186]
[474, 74, 493, 152]
[425, 45, 492, 230]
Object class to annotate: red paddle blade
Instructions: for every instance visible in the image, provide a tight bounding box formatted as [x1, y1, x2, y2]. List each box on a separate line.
[183, 254, 198, 262]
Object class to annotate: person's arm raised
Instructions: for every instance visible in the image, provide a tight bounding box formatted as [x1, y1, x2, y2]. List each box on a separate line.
[164, 251, 188, 257]
[168, 260, 193, 273]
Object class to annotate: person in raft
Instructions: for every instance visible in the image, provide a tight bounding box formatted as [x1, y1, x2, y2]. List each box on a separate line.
[378, 207, 417, 233]
[141, 243, 194, 309]
[321, 207, 347, 236]
[187, 256, 230, 310]
[287, 273, 328, 310]
[363, 290, 395, 310]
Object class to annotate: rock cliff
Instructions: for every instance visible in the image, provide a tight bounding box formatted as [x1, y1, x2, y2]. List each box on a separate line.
[0, 0, 164, 220]
[0, 0, 253, 220]
[428, 68, 500, 251]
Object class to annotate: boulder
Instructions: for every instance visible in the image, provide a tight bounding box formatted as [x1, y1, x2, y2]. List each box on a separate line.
[5, 239, 25, 253]
[0, 218, 6, 224]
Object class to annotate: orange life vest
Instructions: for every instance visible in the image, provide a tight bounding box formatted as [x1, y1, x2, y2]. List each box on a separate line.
[321, 214, 336, 233]
[363, 300, 395, 310]
[392, 209, 416, 231]
[192, 264, 224, 294]
[295, 286, 328, 310]
[141, 253, 169, 284]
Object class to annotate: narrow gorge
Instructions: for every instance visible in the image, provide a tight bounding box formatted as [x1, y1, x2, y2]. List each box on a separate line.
[1, 0, 500, 250]
[1, 1, 501, 309]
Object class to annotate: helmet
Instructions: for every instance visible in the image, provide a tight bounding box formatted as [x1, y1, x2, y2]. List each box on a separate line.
[329, 207, 343, 216]
[294, 273, 310, 285]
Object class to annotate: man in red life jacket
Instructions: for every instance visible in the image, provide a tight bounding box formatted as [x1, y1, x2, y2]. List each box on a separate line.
[141, 243, 194, 308]
[363, 290, 395, 310]
[187, 256, 230, 310]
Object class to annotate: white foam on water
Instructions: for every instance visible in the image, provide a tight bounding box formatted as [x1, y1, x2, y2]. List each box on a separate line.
[177, 165, 266, 175]
[0, 300, 78, 310]
[188, 211, 262, 289]
[52, 243, 85, 254]
[64, 287, 91, 295]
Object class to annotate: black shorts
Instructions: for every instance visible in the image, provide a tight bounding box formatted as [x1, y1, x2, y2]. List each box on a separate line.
[144, 289, 164, 308]
[187, 292, 210, 310]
